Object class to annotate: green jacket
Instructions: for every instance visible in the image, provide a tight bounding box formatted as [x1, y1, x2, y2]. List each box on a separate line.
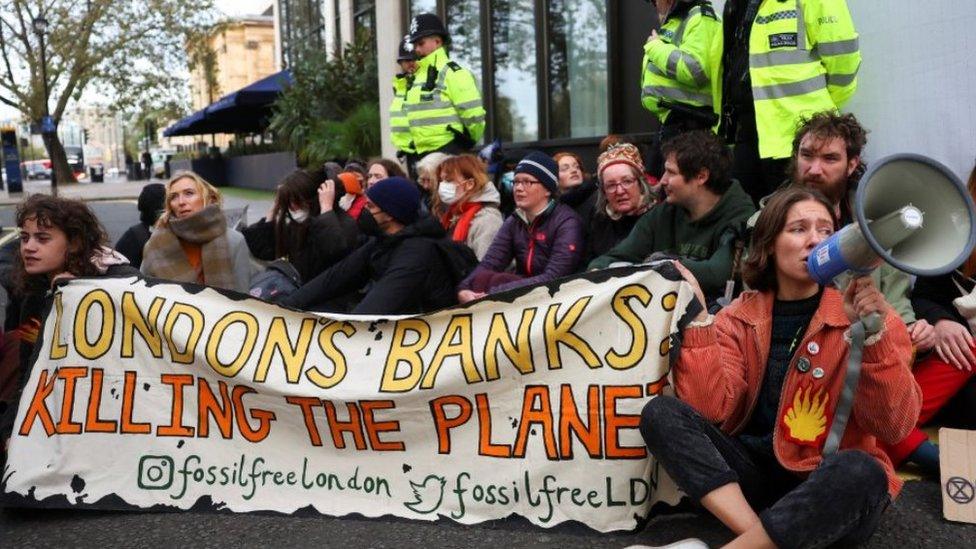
[403, 47, 486, 154]
[641, 1, 722, 124]
[589, 180, 756, 298]
[748, 0, 860, 159]
[390, 73, 414, 154]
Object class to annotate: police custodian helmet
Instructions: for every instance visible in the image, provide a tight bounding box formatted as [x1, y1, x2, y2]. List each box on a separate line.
[409, 13, 450, 44]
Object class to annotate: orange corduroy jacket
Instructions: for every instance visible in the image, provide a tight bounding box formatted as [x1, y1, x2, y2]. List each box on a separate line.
[675, 287, 922, 498]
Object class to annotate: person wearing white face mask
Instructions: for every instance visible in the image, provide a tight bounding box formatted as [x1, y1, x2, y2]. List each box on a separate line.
[432, 154, 503, 260]
[242, 168, 359, 283]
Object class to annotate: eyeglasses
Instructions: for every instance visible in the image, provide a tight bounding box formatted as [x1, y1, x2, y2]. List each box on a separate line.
[603, 177, 638, 193]
[512, 178, 540, 188]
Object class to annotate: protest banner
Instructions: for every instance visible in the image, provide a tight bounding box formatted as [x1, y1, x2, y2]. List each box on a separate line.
[2, 263, 697, 532]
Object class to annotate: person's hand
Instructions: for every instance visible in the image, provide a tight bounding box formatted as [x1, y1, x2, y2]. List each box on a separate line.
[318, 180, 336, 213]
[647, 29, 659, 43]
[908, 319, 936, 352]
[933, 319, 975, 371]
[672, 260, 707, 321]
[458, 290, 486, 304]
[842, 277, 888, 326]
[265, 196, 277, 222]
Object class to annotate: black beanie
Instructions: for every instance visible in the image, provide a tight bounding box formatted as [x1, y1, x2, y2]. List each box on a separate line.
[514, 151, 559, 195]
[365, 177, 421, 225]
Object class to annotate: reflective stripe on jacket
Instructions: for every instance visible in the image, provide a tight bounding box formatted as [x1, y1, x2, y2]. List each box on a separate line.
[749, 0, 860, 159]
[390, 74, 414, 154]
[641, 2, 723, 124]
[404, 47, 486, 154]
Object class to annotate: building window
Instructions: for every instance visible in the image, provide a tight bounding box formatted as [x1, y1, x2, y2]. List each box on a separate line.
[445, 1, 482, 90]
[409, 0, 438, 19]
[353, 0, 376, 54]
[491, 0, 538, 143]
[279, 0, 325, 66]
[547, 0, 608, 139]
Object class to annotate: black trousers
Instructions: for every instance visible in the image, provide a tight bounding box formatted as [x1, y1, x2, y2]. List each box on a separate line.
[640, 396, 890, 549]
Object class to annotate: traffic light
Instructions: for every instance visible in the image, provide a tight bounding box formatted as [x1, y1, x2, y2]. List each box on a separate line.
[83, 128, 90, 142]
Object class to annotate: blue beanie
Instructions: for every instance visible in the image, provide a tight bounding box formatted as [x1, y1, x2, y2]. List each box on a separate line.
[365, 177, 421, 225]
[514, 151, 559, 195]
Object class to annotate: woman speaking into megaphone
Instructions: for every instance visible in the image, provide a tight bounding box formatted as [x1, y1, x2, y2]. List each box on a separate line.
[635, 187, 921, 548]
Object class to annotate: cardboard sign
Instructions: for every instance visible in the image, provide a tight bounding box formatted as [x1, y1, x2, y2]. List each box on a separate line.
[939, 428, 976, 524]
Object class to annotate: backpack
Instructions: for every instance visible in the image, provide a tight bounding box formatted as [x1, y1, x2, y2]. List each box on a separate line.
[249, 259, 302, 302]
[430, 238, 479, 286]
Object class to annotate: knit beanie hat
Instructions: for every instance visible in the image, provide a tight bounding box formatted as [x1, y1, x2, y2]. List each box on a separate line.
[137, 183, 166, 226]
[337, 172, 363, 195]
[597, 143, 645, 181]
[365, 177, 421, 225]
[514, 151, 559, 195]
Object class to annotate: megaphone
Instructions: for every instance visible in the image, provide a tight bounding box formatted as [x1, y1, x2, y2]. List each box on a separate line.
[807, 154, 976, 284]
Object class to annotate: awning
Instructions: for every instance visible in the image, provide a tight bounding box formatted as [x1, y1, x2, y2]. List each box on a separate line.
[163, 69, 292, 137]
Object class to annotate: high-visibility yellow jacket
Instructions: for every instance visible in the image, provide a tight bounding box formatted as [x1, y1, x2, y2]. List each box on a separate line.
[641, 2, 722, 125]
[748, 0, 860, 159]
[390, 73, 414, 154]
[403, 46, 485, 154]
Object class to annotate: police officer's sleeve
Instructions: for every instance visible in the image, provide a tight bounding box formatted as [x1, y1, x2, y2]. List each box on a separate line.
[808, 0, 860, 108]
[643, 14, 719, 89]
[446, 68, 486, 143]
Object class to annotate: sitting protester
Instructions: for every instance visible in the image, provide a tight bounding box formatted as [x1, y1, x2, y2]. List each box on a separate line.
[433, 154, 503, 259]
[366, 158, 407, 189]
[773, 112, 935, 351]
[2, 195, 139, 458]
[337, 171, 368, 221]
[640, 187, 920, 549]
[415, 152, 451, 212]
[883, 162, 976, 476]
[457, 152, 583, 302]
[589, 131, 755, 304]
[555, 151, 597, 214]
[242, 167, 359, 283]
[115, 183, 166, 268]
[282, 177, 456, 315]
[142, 171, 256, 293]
[579, 143, 657, 264]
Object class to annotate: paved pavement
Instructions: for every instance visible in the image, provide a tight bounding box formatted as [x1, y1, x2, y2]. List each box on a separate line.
[2, 480, 974, 547]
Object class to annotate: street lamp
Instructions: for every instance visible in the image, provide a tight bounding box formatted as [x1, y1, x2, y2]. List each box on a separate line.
[32, 15, 56, 196]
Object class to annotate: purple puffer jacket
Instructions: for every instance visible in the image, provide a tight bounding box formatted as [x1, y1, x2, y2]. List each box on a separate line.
[459, 201, 584, 294]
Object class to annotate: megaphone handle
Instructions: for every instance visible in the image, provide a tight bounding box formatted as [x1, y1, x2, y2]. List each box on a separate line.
[833, 273, 883, 335]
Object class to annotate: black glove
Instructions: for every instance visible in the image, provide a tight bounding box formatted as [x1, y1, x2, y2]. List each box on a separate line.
[447, 126, 476, 150]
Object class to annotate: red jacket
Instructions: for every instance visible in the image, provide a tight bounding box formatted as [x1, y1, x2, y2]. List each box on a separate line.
[676, 288, 922, 498]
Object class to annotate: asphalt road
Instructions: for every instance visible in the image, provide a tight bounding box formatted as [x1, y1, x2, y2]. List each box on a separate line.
[2, 480, 974, 548]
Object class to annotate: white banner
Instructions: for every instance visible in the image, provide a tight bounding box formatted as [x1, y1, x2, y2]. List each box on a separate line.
[2, 264, 696, 532]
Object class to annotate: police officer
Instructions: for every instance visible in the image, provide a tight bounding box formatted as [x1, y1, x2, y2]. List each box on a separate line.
[402, 13, 485, 174]
[641, 0, 722, 142]
[721, 0, 860, 205]
[391, 36, 417, 161]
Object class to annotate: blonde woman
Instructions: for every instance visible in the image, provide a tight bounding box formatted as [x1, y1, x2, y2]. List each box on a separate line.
[142, 171, 255, 292]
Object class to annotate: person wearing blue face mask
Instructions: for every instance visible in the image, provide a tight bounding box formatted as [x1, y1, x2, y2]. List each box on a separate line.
[242, 167, 359, 284]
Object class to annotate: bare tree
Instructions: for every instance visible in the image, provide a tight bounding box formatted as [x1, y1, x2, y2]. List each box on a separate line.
[0, 0, 214, 184]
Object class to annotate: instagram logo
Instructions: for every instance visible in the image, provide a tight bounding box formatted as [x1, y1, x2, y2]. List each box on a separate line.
[138, 455, 175, 490]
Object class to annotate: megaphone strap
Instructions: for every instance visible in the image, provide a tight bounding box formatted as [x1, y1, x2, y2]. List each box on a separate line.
[823, 321, 865, 455]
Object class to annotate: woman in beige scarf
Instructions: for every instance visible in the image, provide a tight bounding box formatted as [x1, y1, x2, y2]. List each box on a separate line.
[141, 171, 255, 292]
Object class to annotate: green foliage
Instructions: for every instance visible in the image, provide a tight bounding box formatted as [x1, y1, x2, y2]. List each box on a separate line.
[270, 31, 380, 164]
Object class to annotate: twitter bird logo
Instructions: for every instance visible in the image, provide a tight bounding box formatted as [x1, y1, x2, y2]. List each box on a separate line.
[403, 474, 447, 515]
